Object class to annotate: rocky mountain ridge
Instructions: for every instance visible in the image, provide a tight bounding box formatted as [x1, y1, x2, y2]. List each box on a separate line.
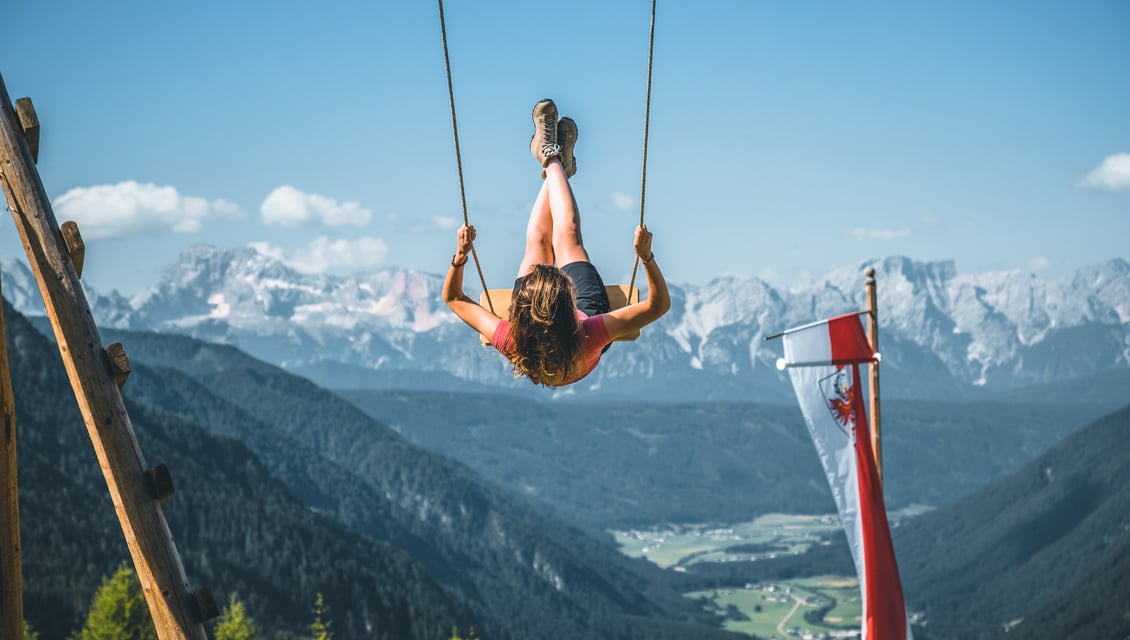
[4, 246, 1127, 399]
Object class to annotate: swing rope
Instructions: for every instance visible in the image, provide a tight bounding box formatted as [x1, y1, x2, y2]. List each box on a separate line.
[626, 0, 657, 306]
[437, 0, 495, 314]
[439, 0, 656, 316]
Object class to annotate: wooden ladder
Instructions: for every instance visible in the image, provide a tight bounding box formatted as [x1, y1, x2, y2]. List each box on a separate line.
[0, 72, 217, 640]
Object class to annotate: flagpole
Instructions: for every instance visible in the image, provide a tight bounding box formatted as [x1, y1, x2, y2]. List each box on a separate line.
[865, 267, 883, 486]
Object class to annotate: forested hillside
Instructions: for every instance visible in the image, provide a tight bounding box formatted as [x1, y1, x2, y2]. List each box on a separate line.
[341, 389, 1109, 530]
[9, 303, 472, 639]
[1005, 535, 1130, 639]
[94, 324, 745, 640]
[17, 301, 1127, 639]
[893, 404, 1130, 639]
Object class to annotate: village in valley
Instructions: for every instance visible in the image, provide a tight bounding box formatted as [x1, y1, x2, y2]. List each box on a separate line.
[613, 511, 929, 639]
[612, 514, 844, 570]
[684, 579, 864, 640]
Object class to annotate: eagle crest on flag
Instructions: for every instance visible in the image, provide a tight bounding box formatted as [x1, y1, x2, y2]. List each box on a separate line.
[819, 368, 856, 440]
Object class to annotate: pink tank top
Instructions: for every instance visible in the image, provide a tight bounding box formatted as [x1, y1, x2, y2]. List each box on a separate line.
[491, 310, 611, 386]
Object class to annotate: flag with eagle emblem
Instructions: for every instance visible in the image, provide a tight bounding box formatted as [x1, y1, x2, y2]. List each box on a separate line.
[777, 311, 911, 640]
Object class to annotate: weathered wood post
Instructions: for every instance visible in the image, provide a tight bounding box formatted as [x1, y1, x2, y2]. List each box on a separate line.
[864, 267, 883, 485]
[0, 74, 211, 639]
[0, 277, 23, 640]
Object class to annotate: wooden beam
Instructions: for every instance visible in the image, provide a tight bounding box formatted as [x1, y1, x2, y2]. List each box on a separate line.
[61, 221, 85, 278]
[15, 98, 38, 164]
[0, 277, 24, 640]
[0, 72, 208, 640]
[865, 267, 882, 486]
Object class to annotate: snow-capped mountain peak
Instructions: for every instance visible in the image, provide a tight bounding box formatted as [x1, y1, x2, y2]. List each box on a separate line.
[2, 247, 1126, 399]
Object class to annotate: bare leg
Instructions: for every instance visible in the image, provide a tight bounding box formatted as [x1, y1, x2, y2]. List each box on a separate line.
[516, 179, 554, 277]
[544, 158, 590, 265]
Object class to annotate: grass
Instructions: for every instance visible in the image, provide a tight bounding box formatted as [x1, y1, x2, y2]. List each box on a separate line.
[686, 587, 798, 638]
[686, 576, 862, 639]
[612, 511, 928, 637]
[610, 513, 843, 569]
[610, 507, 930, 569]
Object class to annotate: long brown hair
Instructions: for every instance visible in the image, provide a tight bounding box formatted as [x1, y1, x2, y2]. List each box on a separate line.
[507, 264, 583, 386]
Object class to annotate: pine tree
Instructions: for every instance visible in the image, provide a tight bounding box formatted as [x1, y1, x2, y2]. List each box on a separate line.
[309, 593, 333, 640]
[213, 594, 261, 640]
[76, 564, 158, 640]
[449, 626, 479, 640]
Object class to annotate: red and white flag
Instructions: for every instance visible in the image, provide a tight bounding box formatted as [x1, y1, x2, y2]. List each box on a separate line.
[777, 312, 911, 640]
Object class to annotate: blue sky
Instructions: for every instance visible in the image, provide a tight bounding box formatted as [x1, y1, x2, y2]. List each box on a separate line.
[3, 1, 1128, 295]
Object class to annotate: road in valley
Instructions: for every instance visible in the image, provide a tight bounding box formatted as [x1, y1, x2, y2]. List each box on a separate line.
[776, 595, 804, 637]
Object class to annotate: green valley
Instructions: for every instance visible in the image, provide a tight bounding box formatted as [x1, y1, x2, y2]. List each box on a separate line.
[686, 576, 863, 640]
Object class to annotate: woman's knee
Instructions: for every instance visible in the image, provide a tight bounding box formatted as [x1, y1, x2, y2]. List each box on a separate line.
[527, 225, 553, 251]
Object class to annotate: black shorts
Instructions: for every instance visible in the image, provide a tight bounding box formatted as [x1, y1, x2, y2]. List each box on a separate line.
[513, 261, 612, 317]
[513, 261, 613, 352]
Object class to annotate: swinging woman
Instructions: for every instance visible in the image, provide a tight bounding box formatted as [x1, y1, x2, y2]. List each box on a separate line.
[443, 99, 671, 387]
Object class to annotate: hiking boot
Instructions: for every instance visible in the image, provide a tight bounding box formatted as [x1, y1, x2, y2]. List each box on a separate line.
[530, 98, 561, 169]
[557, 116, 578, 178]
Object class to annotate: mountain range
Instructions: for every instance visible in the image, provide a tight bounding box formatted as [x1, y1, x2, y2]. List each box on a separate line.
[3, 247, 1127, 401]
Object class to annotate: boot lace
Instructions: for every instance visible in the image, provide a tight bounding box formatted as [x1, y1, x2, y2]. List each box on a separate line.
[539, 115, 559, 159]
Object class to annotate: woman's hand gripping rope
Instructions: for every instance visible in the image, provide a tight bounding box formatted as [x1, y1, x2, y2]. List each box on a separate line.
[634, 224, 654, 263]
[452, 224, 476, 267]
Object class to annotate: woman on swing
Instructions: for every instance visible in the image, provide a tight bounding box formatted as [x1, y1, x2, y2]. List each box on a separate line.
[443, 99, 671, 387]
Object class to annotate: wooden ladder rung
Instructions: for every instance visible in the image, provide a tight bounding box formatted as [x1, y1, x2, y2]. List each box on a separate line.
[15, 97, 39, 163]
[106, 342, 131, 388]
[61, 221, 85, 278]
[147, 464, 175, 505]
[192, 587, 219, 621]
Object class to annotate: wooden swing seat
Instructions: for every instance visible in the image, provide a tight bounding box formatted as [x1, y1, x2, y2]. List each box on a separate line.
[479, 284, 642, 345]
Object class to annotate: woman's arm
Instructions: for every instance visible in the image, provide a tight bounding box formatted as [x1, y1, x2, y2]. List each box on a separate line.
[443, 224, 501, 341]
[602, 225, 671, 341]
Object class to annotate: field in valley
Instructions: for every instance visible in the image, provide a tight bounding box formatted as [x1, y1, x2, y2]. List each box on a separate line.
[612, 509, 928, 638]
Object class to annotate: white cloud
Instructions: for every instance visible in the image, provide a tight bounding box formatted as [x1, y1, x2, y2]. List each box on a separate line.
[611, 192, 634, 211]
[52, 181, 242, 240]
[259, 185, 372, 227]
[1029, 257, 1050, 271]
[1078, 153, 1130, 192]
[248, 236, 389, 274]
[850, 227, 912, 240]
[433, 215, 460, 230]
